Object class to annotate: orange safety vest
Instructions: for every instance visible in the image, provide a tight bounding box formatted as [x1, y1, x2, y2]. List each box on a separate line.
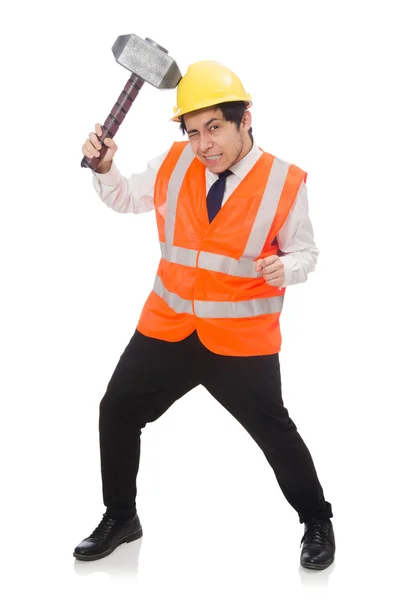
[137, 141, 306, 356]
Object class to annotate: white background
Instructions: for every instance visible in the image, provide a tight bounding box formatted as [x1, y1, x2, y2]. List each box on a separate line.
[1, 0, 396, 598]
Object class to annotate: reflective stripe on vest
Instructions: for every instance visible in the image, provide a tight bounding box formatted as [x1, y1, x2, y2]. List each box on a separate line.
[194, 296, 284, 318]
[160, 242, 262, 278]
[154, 276, 283, 318]
[160, 243, 197, 268]
[243, 158, 290, 256]
[153, 275, 194, 315]
[165, 144, 196, 244]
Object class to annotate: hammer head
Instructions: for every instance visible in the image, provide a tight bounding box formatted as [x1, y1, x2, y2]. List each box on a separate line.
[112, 34, 182, 89]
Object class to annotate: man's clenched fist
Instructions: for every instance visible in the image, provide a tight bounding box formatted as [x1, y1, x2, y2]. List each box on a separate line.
[81, 123, 118, 174]
[255, 255, 285, 288]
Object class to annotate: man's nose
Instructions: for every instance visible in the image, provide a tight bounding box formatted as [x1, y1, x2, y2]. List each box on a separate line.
[199, 132, 213, 153]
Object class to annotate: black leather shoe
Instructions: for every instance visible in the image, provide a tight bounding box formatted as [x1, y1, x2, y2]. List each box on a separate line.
[300, 519, 335, 570]
[73, 513, 142, 561]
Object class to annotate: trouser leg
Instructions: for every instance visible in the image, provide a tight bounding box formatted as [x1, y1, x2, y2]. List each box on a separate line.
[202, 350, 332, 523]
[99, 330, 200, 519]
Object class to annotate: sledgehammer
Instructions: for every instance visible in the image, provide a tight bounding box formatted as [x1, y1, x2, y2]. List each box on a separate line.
[81, 34, 182, 171]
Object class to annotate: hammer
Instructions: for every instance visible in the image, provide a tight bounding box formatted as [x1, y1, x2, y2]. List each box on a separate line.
[81, 34, 182, 171]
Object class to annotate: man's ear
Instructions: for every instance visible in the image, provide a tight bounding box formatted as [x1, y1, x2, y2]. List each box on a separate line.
[241, 110, 252, 131]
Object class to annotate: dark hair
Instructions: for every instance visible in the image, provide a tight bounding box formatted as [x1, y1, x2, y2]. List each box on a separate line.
[179, 101, 253, 142]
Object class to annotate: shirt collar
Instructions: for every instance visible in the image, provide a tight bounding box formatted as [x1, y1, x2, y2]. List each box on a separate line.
[206, 144, 262, 181]
[229, 144, 262, 180]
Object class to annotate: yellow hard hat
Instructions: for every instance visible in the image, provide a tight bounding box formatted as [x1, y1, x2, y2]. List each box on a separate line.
[171, 60, 252, 122]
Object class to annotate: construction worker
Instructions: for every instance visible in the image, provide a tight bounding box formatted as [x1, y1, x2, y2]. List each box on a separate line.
[74, 61, 335, 570]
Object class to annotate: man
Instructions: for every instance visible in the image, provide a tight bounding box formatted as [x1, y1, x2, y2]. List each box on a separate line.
[74, 60, 335, 569]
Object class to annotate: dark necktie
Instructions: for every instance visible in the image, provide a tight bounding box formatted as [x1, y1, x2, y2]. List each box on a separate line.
[206, 170, 233, 223]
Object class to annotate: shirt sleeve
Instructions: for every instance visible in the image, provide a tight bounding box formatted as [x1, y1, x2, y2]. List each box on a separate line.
[91, 151, 168, 214]
[277, 181, 320, 286]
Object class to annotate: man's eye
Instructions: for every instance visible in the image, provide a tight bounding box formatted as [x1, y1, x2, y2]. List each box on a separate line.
[210, 125, 219, 131]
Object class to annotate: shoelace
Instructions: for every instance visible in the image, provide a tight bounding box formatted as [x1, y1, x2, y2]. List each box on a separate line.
[301, 521, 330, 548]
[89, 515, 116, 540]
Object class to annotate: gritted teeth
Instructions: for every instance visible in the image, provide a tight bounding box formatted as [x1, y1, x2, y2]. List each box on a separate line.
[206, 154, 222, 161]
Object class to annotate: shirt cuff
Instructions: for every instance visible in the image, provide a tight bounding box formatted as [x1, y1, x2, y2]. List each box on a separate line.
[93, 161, 122, 186]
[278, 254, 302, 287]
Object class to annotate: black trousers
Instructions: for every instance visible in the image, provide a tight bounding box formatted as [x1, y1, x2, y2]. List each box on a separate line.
[99, 330, 332, 524]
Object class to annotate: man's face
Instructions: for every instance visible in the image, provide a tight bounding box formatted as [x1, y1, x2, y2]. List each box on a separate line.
[183, 107, 252, 173]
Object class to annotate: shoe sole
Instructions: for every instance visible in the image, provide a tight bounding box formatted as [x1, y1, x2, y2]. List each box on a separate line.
[300, 556, 335, 570]
[73, 527, 143, 561]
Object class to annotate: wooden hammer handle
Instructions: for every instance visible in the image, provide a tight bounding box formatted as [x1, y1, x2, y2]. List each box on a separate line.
[81, 74, 145, 170]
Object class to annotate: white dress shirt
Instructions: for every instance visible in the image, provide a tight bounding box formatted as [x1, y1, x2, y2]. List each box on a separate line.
[92, 144, 319, 286]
